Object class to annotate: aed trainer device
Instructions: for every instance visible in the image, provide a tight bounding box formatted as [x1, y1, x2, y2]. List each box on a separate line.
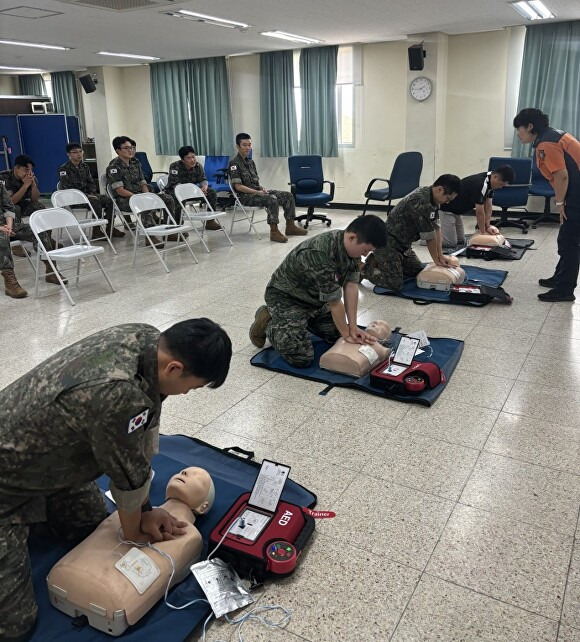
[209, 460, 314, 583]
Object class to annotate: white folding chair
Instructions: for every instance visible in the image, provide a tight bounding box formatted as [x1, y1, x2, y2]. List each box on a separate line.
[29, 208, 115, 306]
[174, 183, 233, 253]
[51, 189, 117, 255]
[227, 178, 266, 239]
[10, 240, 36, 274]
[99, 174, 135, 239]
[157, 174, 169, 192]
[129, 193, 198, 273]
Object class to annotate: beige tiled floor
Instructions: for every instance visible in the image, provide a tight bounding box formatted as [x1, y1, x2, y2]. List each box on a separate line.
[2, 209, 579, 641]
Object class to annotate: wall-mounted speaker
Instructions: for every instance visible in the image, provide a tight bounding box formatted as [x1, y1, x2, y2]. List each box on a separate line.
[79, 74, 97, 94]
[408, 43, 426, 71]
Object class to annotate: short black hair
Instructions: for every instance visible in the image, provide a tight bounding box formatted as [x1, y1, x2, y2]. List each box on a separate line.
[112, 136, 132, 151]
[179, 145, 196, 159]
[235, 132, 251, 147]
[346, 215, 387, 248]
[66, 142, 82, 153]
[513, 108, 550, 135]
[14, 154, 34, 168]
[129, 138, 136, 147]
[492, 165, 515, 184]
[433, 174, 461, 195]
[161, 318, 232, 388]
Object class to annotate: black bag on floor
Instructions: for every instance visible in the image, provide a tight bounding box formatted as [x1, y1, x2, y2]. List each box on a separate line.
[466, 245, 516, 260]
[450, 284, 513, 304]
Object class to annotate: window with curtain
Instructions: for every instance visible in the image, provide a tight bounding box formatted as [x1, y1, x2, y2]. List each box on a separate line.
[259, 50, 298, 157]
[51, 71, 79, 117]
[150, 57, 233, 156]
[17, 74, 47, 96]
[512, 20, 580, 157]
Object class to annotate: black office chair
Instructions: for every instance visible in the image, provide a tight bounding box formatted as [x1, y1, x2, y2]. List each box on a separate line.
[526, 155, 558, 228]
[362, 151, 423, 215]
[288, 155, 334, 228]
[489, 156, 532, 234]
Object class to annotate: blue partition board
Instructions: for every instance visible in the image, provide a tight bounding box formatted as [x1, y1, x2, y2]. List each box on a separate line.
[66, 116, 80, 144]
[0, 115, 23, 171]
[18, 114, 69, 192]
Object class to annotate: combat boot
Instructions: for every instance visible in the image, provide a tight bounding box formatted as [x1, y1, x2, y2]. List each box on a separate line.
[285, 221, 308, 236]
[146, 236, 165, 249]
[249, 305, 271, 348]
[269, 225, 288, 243]
[11, 244, 27, 258]
[43, 261, 68, 285]
[205, 219, 222, 231]
[2, 269, 28, 298]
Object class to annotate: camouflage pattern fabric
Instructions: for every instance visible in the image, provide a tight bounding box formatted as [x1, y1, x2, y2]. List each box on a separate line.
[0, 170, 45, 225]
[361, 186, 439, 290]
[228, 153, 296, 224]
[166, 160, 218, 210]
[58, 160, 114, 222]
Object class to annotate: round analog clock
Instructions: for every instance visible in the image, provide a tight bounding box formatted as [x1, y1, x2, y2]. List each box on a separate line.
[410, 76, 433, 101]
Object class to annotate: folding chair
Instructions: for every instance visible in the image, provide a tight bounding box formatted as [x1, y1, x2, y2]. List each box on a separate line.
[10, 240, 36, 274]
[129, 193, 198, 273]
[174, 183, 233, 253]
[226, 176, 266, 239]
[99, 173, 135, 239]
[157, 173, 169, 192]
[29, 208, 115, 306]
[51, 189, 117, 255]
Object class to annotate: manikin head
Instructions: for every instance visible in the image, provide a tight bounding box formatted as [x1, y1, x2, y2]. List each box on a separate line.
[165, 467, 215, 515]
[366, 320, 392, 341]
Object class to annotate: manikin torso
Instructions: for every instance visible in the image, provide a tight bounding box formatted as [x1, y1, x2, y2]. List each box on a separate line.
[469, 232, 506, 247]
[320, 320, 392, 377]
[417, 255, 466, 285]
[47, 467, 214, 630]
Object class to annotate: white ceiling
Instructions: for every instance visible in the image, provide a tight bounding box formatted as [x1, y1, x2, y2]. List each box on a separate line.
[0, 0, 578, 73]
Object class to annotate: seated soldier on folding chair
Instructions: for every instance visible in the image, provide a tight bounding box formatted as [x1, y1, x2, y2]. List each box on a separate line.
[165, 146, 222, 230]
[228, 132, 307, 243]
[0, 183, 66, 299]
[58, 142, 124, 238]
[107, 136, 177, 248]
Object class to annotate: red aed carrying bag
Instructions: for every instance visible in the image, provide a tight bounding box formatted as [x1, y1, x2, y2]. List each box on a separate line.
[370, 360, 445, 395]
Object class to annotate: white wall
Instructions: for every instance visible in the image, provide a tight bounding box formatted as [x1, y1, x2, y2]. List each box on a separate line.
[0, 76, 18, 94]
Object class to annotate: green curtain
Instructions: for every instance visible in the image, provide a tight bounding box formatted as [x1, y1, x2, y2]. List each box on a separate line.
[150, 60, 192, 156]
[51, 71, 79, 117]
[299, 46, 338, 157]
[186, 57, 233, 156]
[18, 74, 47, 96]
[150, 57, 233, 156]
[259, 50, 298, 157]
[512, 21, 580, 157]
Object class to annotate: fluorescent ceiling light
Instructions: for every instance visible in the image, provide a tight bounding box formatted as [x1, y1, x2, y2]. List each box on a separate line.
[528, 0, 555, 18]
[97, 51, 160, 61]
[510, 1, 554, 20]
[261, 31, 320, 44]
[0, 39, 70, 50]
[174, 10, 249, 29]
[0, 65, 45, 72]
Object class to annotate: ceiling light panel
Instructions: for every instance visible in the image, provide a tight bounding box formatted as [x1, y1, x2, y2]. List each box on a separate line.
[260, 31, 320, 44]
[97, 51, 160, 60]
[528, 0, 554, 18]
[0, 39, 71, 50]
[173, 10, 249, 29]
[0, 65, 45, 71]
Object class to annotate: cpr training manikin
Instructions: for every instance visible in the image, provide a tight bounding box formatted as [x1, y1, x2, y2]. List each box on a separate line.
[47, 467, 215, 636]
[416, 254, 466, 290]
[468, 232, 507, 247]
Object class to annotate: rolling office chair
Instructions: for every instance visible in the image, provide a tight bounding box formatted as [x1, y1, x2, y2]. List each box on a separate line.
[134, 151, 164, 193]
[362, 151, 423, 216]
[488, 156, 532, 234]
[527, 155, 558, 228]
[288, 155, 334, 228]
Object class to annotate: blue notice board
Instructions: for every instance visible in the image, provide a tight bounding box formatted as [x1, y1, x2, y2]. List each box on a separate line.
[18, 114, 69, 193]
[0, 115, 23, 171]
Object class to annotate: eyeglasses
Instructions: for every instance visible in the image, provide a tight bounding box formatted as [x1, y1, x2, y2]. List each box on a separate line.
[119, 146, 134, 151]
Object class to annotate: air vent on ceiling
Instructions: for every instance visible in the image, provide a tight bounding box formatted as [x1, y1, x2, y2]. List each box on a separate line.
[0, 6, 63, 19]
[56, 0, 176, 11]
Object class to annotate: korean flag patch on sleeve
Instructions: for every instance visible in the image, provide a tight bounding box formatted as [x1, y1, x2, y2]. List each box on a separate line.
[230, 165, 237, 171]
[171, 169, 178, 175]
[128, 409, 149, 434]
[59, 171, 67, 177]
[110, 168, 118, 174]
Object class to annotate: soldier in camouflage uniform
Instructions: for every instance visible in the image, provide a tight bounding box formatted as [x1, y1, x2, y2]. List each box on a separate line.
[0, 183, 66, 300]
[0, 319, 232, 640]
[107, 137, 176, 247]
[249, 216, 387, 367]
[165, 146, 222, 230]
[0, 155, 45, 225]
[58, 142, 124, 238]
[228, 133, 308, 243]
[361, 175, 462, 292]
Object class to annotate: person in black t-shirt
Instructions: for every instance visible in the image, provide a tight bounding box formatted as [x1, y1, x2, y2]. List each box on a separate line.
[439, 165, 515, 247]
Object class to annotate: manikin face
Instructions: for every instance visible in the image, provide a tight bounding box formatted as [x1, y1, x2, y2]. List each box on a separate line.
[490, 173, 509, 190]
[182, 152, 196, 169]
[432, 186, 457, 206]
[14, 164, 33, 181]
[366, 320, 391, 340]
[344, 232, 375, 259]
[67, 148, 84, 164]
[516, 124, 536, 145]
[165, 467, 213, 513]
[237, 139, 252, 158]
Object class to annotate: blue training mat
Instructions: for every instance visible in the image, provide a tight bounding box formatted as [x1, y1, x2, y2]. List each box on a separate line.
[29, 435, 317, 642]
[250, 332, 463, 407]
[372, 264, 508, 306]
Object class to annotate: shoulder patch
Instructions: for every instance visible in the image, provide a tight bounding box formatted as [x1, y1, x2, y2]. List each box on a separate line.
[59, 171, 67, 176]
[538, 149, 546, 160]
[230, 164, 237, 170]
[109, 168, 118, 174]
[171, 169, 178, 175]
[128, 409, 149, 434]
[430, 210, 437, 220]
